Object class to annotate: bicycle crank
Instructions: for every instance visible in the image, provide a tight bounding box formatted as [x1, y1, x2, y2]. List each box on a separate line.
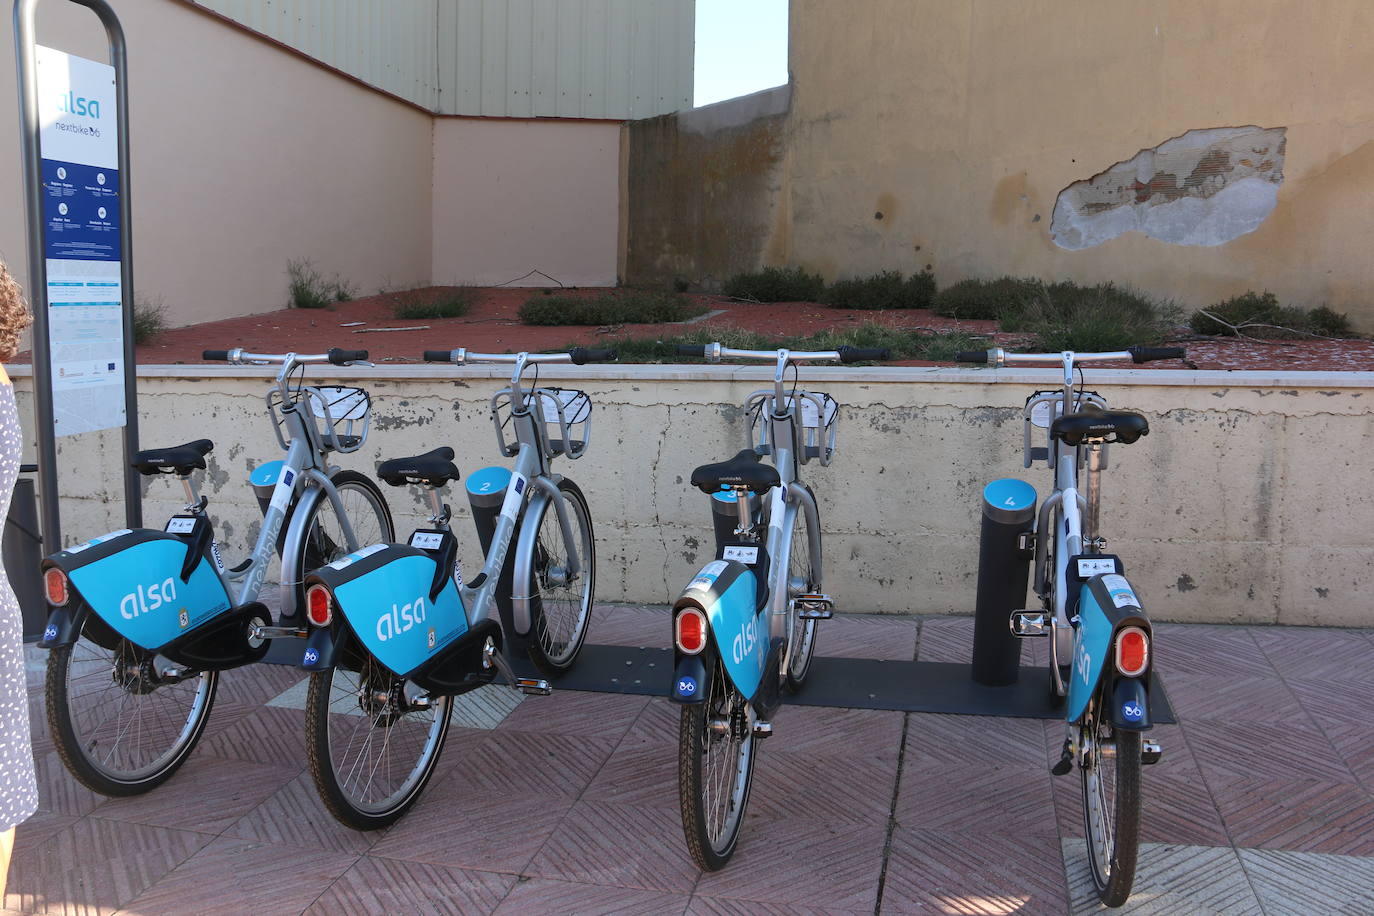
[481, 636, 553, 695]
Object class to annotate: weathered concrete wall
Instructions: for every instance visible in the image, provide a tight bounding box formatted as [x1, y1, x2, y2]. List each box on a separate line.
[626, 1, 1374, 327]
[12, 365, 1373, 628]
[623, 86, 790, 289]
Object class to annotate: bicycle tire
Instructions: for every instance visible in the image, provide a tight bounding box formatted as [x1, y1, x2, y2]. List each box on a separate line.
[305, 651, 453, 830]
[778, 493, 822, 692]
[291, 470, 394, 613]
[1081, 696, 1142, 907]
[678, 647, 757, 871]
[524, 478, 595, 676]
[46, 635, 218, 796]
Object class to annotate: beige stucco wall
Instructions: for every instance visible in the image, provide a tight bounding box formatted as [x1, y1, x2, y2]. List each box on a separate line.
[431, 119, 622, 287]
[12, 365, 1373, 628]
[0, 0, 435, 326]
[628, 1, 1374, 327]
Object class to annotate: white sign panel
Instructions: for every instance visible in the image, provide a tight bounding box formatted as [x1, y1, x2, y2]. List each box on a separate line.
[36, 45, 126, 437]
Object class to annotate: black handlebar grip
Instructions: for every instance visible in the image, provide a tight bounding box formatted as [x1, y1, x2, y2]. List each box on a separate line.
[423, 349, 454, 363]
[568, 347, 617, 365]
[202, 350, 231, 361]
[836, 346, 891, 364]
[954, 350, 989, 363]
[1128, 346, 1186, 363]
[327, 348, 368, 365]
[675, 345, 708, 357]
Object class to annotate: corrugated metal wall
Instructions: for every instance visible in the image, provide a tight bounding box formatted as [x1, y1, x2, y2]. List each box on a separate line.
[190, 0, 693, 118]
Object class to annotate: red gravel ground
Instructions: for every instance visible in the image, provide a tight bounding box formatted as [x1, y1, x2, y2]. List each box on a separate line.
[134, 286, 1374, 372]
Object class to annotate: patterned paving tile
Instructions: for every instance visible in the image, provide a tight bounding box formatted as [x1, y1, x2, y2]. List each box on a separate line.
[215, 663, 310, 707]
[120, 836, 358, 915]
[692, 815, 886, 910]
[524, 799, 701, 894]
[1251, 627, 1374, 684]
[1151, 625, 1275, 681]
[1063, 840, 1261, 915]
[881, 828, 1068, 915]
[581, 734, 680, 811]
[198, 704, 307, 767]
[620, 696, 680, 747]
[370, 790, 575, 874]
[460, 730, 617, 800]
[1285, 675, 1373, 729]
[223, 770, 378, 856]
[766, 705, 904, 762]
[4, 816, 214, 915]
[1204, 774, 1374, 855]
[1187, 718, 1355, 785]
[906, 713, 1049, 768]
[493, 876, 690, 915]
[305, 856, 516, 915]
[1238, 847, 1374, 915]
[32, 749, 101, 817]
[1322, 721, 1374, 789]
[819, 613, 919, 661]
[1162, 673, 1304, 724]
[751, 746, 899, 826]
[896, 762, 1058, 838]
[497, 690, 647, 741]
[8, 811, 77, 859]
[590, 603, 671, 649]
[689, 898, 867, 916]
[90, 754, 301, 834]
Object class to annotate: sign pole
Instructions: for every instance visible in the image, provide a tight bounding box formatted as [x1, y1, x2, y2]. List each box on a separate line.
[14, 0, 142, 552]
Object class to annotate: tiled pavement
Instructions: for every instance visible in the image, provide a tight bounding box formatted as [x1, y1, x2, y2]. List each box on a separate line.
[9, 605, 1374, 915]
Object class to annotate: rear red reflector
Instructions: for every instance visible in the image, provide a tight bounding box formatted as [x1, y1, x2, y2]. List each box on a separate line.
[1115, 626, 1149, 677]
[676, 608, 706, 654]
[306, 584, 333, 627]
[44, 568, 68, 607]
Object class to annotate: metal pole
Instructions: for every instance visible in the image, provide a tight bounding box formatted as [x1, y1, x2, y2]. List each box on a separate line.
[13, 0, 141, 550]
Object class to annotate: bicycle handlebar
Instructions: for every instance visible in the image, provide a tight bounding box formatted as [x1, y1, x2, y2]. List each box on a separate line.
[959, 345, 1187, 367]
[836, 346, 891, 363]
[423, 348, 616, 366]
[683, 343, 886, 364]
[568, 347, 617, 365]
[1128, 346, 1186, 363]
[202, 348, 369, 366]
[328, 348, 368, 365]
[954, 350, 989, 364]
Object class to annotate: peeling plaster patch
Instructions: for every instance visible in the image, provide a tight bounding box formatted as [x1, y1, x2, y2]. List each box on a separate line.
[1052, 126, 1286, 250]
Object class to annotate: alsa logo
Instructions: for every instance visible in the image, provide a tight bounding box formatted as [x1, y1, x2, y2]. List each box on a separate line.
[120, 578, 176, 619]
[1075, 640, 1093, 686]
[376, 597, 426, 642]
[56, 90, 101, 119]
[731, 615, 761, 667]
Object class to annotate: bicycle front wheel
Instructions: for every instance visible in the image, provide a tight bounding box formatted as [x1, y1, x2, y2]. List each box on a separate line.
[1081, 697, 1142, 907]
[46, 633, 217, 796]
[678, 648, 757, 871]
[305, 653, 452, 830]
[779, 495, 821, 692]
[525, 478, 595, 675]
[292, 469, 394, 610]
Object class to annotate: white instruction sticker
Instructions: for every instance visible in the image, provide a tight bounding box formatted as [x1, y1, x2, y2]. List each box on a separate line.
[688, 560, 730, 592]
[722, 545, 759, 565]
[165, 517, 196, 535]
[1101, 574, 1139, 609]
[327, 542, 387, 570]
[783, 394, 836, 430]
[538, 389, 590, 425]
[409, 531, 445, 550]
[1076, 557, 1117, 578]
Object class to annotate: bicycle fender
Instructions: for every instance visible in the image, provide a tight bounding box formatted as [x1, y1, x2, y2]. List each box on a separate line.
[1067, 573, 1151, 724]
[509, 484, 551, 638]
[309, 543, 469, 680]
[675, 559, 767, 700]
[1110, 676, 1152, 731]
[37, 601, 88, 648]
[671, 653, 708, 704]
[300, 623, 339, 671]
[43, 529, 233, 653]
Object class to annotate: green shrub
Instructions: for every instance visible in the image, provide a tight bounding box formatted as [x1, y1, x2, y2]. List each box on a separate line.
[390, 287, 477, 320]
[722, 266, 826, 302]
[821, 269, 936, 310]
[287, 258, 355, 309]
[1010, 282, 1170, 351]
[519, 290, 707, 326]
[1190, 291, 1352, 339]
[932, 277, 1044, 320]
[132, 295, 168, 345]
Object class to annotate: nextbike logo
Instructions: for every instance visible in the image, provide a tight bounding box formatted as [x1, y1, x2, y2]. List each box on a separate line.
[120, 577, 176, 619]
[302, 647, 320, 666]
[377, 596, 427, 641]
[1122, 701, 1144, 722]
[56, 90, 102, 119]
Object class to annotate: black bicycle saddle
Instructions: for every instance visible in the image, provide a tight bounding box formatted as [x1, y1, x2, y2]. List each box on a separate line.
[1051, 405, 1149, 446]
[690, 449, 780, 494]
[377, 447, 460, 488]
[132, 439, 214, 476]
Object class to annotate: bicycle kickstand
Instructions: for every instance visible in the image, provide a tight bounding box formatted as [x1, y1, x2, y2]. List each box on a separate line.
[482, 638, 553, 696]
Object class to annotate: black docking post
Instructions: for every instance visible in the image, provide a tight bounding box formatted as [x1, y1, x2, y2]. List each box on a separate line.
[971, 479, 1037, 686]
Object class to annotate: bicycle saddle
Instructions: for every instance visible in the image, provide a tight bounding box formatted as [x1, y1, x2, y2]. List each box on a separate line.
[377, 447, 460, 488]
[132, 439, 214, 476]
[1051, 405, 1149, 446]
[690, 448, 780, 495]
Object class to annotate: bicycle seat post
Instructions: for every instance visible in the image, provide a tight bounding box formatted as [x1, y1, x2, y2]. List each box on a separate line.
[178, 472, 205, 514]
[423, 484, 450, 527]
[1083, 441, 1105, 548]
[730, 485, 754, 537]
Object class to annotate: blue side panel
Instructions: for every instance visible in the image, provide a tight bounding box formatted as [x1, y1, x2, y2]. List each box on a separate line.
[698, 569, 767, 700]
[1067, 585, 1116, 722]
[67, 540, 232, 651]
[333, 553, 469, 678]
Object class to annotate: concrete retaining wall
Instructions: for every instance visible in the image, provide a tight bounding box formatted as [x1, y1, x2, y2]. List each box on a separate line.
[13, 365, 1372, 627]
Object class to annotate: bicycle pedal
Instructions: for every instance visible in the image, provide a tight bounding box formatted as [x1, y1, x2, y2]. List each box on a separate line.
[1050, 738, 1073, 776]
[792, 594, 833, 620]
[1141, 739, 1163, 765]
[1009, 610, 1049, 637]
[515, 677, 552, 696]
[751, 721, 774, 739]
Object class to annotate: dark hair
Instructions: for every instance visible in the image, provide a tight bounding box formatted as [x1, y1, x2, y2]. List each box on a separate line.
[0, 259, 33, 361]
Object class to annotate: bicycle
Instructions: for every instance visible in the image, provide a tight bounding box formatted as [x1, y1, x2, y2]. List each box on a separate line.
[298, 346, 613, 829]
[955, 344, 1184, 907]
[37, 347, 393, 797]
[668, 342, 888, 870]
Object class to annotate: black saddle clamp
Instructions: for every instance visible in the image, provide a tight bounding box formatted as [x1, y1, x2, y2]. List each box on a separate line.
[377, 447, 460, 488]
[690, 448, 781, 495]
[132, 439, 214, 476]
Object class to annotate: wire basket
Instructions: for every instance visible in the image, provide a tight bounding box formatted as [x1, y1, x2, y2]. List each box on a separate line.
[268, 384, 372, 453]
[490, 386, 593, 460]
[746, 389, 839, 466]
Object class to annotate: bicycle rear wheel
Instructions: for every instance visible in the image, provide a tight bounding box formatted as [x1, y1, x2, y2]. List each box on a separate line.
[779, 496, 821, 692]
[1081, 696, 1142, 907]
[291, 469, 394, 613]
[525, 478, 595, 675]
[305, 652, 452, 830]
[46, 633, 217, 796]
[678, 647, 757, 871]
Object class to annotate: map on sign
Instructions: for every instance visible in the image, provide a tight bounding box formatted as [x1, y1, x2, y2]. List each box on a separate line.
[36, 45, 125, 437]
